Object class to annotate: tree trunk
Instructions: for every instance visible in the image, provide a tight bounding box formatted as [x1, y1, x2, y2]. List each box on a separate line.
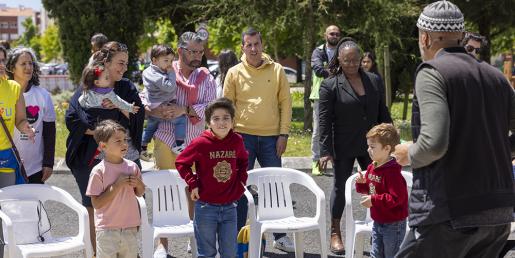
[478, 15, 492, 63]
[303, 0, 316, 131]
[402, 89, 409, 121]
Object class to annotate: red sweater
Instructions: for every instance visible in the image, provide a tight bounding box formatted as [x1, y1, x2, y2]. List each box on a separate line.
[355, 159, 408, 224]
[176, 129, 249, 204]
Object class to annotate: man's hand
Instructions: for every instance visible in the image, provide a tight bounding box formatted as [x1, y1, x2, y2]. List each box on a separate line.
[41, 166, 53, 182]
[148, 103, 175, 120]
[319, 155, 333, 171]
[356, 169, 366, 184]
[393, 142, 413, 166]
[190, 187, 200, 201]
[169, 103, 188, 118]
[360, 195, 372, 208]
[276, 136, 288, 157]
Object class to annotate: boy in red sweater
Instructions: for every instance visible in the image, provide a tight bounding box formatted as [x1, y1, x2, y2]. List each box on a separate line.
[355, 123, 408, 258]
[176, 97, 248, 258]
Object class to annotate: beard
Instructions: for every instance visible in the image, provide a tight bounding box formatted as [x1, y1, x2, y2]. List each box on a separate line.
[189, 60, 201, 68]
[327, 37, 339, 46]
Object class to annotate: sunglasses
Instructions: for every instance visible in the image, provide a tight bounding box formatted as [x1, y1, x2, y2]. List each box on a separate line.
[465, 45, 480, 54]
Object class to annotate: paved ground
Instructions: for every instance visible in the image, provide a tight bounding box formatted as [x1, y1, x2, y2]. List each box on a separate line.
[28, 167, 515, 257]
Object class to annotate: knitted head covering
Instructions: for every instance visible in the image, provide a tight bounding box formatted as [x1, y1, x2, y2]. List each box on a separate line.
[417, 0, 464, 32]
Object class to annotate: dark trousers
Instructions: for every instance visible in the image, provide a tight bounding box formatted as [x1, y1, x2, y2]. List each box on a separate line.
[331, 155, 371, 219]
[395, 222, 510, 258]
[28, 171, 44, 184]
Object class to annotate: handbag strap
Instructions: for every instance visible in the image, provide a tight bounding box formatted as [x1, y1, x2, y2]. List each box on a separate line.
[0, 114, 28, 180]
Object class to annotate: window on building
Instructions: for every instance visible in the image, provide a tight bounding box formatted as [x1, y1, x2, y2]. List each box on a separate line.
[0, 22, 8, 29]
[9, 22, 16, 29]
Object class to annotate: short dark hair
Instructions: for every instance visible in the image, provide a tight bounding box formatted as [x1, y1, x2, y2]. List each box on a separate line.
[462, 32, 487, 47]
[328, 37, 361, 76]
[91, 33, 108, 50]
[218, 49, 239, 88]
[151, 44, 175, 60]
[241, 27, 262, 45]
[0, 46, 6, 59]
[90, 41, 128, 64]
[0, 40, 10, 50]
[93, 119, 126, 144]
[205, 98, 236, 124]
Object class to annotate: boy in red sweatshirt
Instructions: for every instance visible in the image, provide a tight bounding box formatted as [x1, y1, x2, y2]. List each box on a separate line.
[355, 123, 408, 258]
[176, 97, 248, 258]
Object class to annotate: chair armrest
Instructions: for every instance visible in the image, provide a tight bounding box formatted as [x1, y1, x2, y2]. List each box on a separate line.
[243, 189, 257, 222]
[137, 196, 150, 227]
[0, 210, 17, 256]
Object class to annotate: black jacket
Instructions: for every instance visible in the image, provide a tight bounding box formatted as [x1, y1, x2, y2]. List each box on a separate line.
[65, 78, 144, 169]
[319, 70, 392, 159]
[410, 48, 514, 226]
[311, 44, 331, 79]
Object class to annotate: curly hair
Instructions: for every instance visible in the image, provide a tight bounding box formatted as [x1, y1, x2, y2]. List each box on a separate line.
[327, 37, 361, 76]
[90, 41, 128, 65]
[6, 46, 41, 86]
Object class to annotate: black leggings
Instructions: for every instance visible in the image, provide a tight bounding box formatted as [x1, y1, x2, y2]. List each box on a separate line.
[331, 155, 371, 219]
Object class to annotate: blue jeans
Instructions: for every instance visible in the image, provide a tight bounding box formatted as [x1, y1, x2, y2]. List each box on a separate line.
[236, 133, 285, 240]
[372, 219, 406, 258]
[142, 115, 187, 145]
[194, 201, 237, 258]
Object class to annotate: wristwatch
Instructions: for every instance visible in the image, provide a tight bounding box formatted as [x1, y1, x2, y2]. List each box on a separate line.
[279, 134, 289, 139]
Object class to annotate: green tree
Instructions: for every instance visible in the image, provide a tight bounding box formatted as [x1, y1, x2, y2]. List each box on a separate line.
[16, 17, 42, 59]
[43, 0, 148, 83]
[39, 24, 62, 63]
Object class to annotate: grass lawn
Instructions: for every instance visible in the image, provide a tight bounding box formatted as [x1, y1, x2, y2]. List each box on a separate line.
[52, 90, 412, 158]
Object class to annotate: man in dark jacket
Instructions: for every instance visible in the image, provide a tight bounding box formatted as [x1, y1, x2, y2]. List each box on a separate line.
[309, 25, 340, 177]
[394, 1, 515, 257]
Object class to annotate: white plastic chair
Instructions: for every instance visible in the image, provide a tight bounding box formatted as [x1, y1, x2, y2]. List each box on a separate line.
[344, 170, 413, 258]
[0, 184, 93, 258]
[244, 167, 328, 258]
[138, 170, 197, 258]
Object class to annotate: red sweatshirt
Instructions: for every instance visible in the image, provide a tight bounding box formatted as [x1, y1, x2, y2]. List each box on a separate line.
[176, 129, 249, 204]
[355, 159, 408, 224]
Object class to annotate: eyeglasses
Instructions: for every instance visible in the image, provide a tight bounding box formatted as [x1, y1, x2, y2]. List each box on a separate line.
[341, 59, 360, 65]
[180, 47, 204, 56]
[465, 45, 480, 54]
[329, 32, 341, 37]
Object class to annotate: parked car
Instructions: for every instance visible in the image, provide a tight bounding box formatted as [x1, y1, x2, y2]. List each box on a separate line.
[54, 63, 68, 75]
[40, 63, 57, 75]
[207, 60, 219, 79]
[283, 66, 305, 84]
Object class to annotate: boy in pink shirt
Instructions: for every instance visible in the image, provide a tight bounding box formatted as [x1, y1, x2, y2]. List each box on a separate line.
[86, 120, 145, 258]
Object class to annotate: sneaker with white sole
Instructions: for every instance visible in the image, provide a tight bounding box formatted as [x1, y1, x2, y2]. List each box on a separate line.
[273, 235, 295, 252]
[153, 245, 167, 258]
[171, 143, 186, 154]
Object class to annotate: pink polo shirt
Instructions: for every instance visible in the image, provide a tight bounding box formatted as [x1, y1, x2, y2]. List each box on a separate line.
[86, 159, 141, 229]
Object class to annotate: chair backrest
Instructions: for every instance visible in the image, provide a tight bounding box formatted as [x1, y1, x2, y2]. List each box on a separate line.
[247, 167, 317, 221]
[346, 170, 413, 223]
[142, 170, 190, 226]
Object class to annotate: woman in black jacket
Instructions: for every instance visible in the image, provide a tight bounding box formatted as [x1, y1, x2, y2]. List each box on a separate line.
[65, 41, 144, 253]
[319, 38, 392, 254]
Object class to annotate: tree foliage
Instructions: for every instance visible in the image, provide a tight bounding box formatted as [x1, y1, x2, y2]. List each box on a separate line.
[42, 0, 148, 83]
[15, 17, 42, 59]
[39, 24, 62, 62]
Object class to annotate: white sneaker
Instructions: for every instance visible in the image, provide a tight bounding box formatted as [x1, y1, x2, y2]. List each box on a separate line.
[153, 245, 167, 258]
[171, 143, 186, 154]
[273, 235, 295, 252]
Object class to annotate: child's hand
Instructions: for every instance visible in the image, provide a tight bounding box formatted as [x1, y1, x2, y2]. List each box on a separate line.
[131, 104, 140, 114]
[356, 169, 366, 184]
[190, 187, 200, 201]
[21, 123, 36, 143]
[360, 195, 372, 208]
[112, 175, 130, 190]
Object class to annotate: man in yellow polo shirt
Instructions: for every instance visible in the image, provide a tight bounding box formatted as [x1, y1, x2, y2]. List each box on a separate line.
[223, 27, 293, 252]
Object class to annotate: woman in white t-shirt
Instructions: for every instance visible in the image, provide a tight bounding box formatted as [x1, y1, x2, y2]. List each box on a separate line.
[6, 47, 56, 184]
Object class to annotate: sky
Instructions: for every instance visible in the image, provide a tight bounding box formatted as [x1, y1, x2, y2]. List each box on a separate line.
[1, 0, 43, 10]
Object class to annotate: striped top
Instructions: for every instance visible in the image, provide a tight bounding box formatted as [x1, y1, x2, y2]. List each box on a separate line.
[154, 62, 217, 148]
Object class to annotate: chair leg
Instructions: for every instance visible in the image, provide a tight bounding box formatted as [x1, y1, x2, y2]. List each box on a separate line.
[319, 227, 328, 258]
[190, 236, 198, 258]
[85, 244, 93, 258]
[248, 225, 263, 258]
[354, 234, 366, 258]
[141, 234, 153, 258]
[293, 232, 304, 258]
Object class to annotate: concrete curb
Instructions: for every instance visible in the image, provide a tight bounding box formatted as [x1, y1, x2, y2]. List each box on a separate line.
[52, 156, 330, 173]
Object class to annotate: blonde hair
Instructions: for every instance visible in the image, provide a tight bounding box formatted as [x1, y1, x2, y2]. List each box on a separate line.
[366, 123, 400, 153]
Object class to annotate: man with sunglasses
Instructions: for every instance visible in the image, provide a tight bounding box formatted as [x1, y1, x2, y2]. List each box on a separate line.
[462, 32, 487, 60]
[309, 25, 341, 178]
